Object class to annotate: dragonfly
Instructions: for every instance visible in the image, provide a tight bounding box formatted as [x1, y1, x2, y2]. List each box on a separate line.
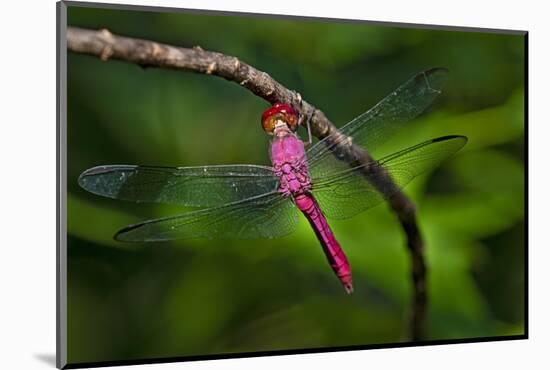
[78, 68, 467, 294]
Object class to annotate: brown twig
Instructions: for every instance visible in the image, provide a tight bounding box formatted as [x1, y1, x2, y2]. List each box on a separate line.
[67, 26, 427, 341]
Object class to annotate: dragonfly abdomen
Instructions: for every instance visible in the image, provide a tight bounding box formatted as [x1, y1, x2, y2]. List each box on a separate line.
[294, 193, 353, 294]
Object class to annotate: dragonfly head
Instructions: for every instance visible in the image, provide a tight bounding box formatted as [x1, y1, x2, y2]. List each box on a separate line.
[261, 103, 299, 135]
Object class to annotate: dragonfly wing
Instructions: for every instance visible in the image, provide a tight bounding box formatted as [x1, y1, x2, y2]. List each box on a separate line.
[115, 192, 299, 242]
[307, 68, 449, 180]
[78, 164, 278, 207]
[312, 135, 467, 220]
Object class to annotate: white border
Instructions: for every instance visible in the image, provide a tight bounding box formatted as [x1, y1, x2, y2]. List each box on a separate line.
[2, 0, 546, 369]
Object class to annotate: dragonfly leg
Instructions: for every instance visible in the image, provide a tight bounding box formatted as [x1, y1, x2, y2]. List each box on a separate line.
[292, 92, 313, 147]
[305, 119, 313, 146]
[298, 111, 313, 147]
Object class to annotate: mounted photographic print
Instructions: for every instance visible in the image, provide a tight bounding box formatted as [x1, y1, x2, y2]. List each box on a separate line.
[57, 1, 527, 368]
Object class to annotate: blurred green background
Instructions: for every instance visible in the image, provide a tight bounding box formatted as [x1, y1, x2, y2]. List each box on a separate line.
[66, 5, 525, 365]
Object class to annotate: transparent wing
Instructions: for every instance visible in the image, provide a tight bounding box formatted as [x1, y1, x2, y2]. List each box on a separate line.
[312, 136, 467, 220]
[78, 164, 278, 207]
[115, 192, 299, 242]
[307, 68, 449, 181]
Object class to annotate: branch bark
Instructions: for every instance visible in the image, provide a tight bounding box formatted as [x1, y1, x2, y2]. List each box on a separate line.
[67, 26, 427, 341]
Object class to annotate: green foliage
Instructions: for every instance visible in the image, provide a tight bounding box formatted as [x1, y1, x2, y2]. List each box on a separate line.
[66, 5, 525, 363]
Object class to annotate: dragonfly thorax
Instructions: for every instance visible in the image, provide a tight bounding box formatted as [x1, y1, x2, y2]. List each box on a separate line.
[270, 133, 312, 196]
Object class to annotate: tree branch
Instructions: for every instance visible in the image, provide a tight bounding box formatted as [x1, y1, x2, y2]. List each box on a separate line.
[67, 26, 427, 341]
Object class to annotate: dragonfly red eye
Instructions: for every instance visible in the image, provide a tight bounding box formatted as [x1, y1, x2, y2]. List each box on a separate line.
[261, 103, 299, 133]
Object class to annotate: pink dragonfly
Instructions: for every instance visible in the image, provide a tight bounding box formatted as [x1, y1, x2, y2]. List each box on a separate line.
[78, 68, 467, 294]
